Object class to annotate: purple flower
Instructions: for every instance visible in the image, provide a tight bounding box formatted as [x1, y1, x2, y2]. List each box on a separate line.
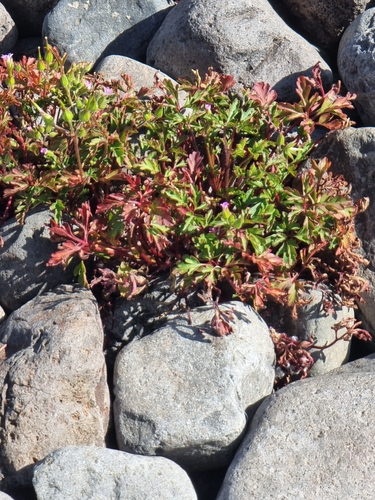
[205, 103, 211, 112]
[40, 147, 48, 155]
[2, 53, 13, 63]
[1, 53, 14, 70]
[84, 80, 93, 90]
[220, 201, 230, 210]
[103, 86, 113, 95]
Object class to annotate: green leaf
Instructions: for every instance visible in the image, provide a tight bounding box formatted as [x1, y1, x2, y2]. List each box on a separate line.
[73, 261, 89, 288]
[277, 239, 298, 265]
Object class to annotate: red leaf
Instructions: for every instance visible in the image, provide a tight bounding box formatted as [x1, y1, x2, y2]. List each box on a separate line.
[248, 82, 278, 106]
[47, 240, 88, 267]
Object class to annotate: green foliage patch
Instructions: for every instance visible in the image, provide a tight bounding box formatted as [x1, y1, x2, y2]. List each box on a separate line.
[0, 43, 370, 383]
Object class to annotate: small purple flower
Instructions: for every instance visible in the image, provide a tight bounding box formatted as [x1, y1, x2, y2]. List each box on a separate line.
[84, 80, 93, 90]
[1, 53, 13, 63]
[220, 201, 230, 210]
[103, 86, 113, 95]
[205, 103, 211, 112]
[1, 53, 14, 70]
[40, 147, 48, 155]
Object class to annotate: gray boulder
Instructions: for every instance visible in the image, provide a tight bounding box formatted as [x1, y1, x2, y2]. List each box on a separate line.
[0, 285, 110, 485]
[95, 55, 187, 106]
[302, 127, 375, 335]
[42, 0, 172, 67]
[0, 0, 57, 37]
[146, 0, 332, 102]
[284, 289, 354, 376]
[217, 366, 375, 499]
[0, 207, 73, 313]
[276, 0, 370, 54]
[113, 301, 275, 471]
[0, 3, 18, 55]
[331, 353, 375, 374]
[95, 55, 178, 92]
[32, 446, 197, 500]
[338, 8, 375, 125]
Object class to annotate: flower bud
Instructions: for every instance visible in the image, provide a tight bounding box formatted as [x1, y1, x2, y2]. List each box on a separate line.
[79, 110, 91, 122]
[61, 74, 69, 88]
[62, 108, 74, 123]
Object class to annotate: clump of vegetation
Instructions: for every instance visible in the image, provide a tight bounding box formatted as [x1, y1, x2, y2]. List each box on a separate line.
[0, 43, 370, 384]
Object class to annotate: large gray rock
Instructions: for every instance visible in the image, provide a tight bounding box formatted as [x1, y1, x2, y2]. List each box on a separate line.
[284, 289, 354, 376]
[217, 368, 375, 499]
[146, 0, 332, 102]
[95, 55, 187, 106]
[338, 8, 375, 125]
[0, 285, 110, 485]
[331, 353, 375, 374]
[0, 207, 73, 313]
[302, 127, 375, 335]
[0, 0, 57, 37]
[33, 446, 197, 500]
[276, 0, 370, 54]
[113, 301, 275, 471]
[95, 55, 178, 92]
[0, 3, 18, 55]
[42, 0, 172, 67]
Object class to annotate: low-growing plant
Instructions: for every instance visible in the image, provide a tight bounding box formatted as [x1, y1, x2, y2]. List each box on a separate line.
[0, 44, 370, 384]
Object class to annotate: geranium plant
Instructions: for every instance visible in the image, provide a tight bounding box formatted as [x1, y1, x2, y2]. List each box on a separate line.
[0, 44, 370, 384]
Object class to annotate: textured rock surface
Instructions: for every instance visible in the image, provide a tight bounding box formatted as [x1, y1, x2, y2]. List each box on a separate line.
[1, 0, 58, 37]
[0, 207, 73, 313]
[33, 446, 197, 500]
[217, 368, 375, 499]
[338, 8, 375, 125]
[0, 4, 18, 55]
[114, 302, 275, 470]
[95, 55, 178, 92]
[95, 55, 187, 106]
[146, 0, 332, 102]
[277, 0, 370, 53]
[42, 0, 172, 67]
[331, 353, 375, 374]
[284, 289, 354, 375]
[303, 127, 375, 335]
[0, 285, 110, 485]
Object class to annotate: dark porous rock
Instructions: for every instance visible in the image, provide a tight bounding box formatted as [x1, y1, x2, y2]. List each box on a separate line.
[0, 207, 74, 313]
[146, 0, 332, 102]
[42, 0, 173, 67]
[0, 285, 110, 489]
[217, 367, 375, 499]
[32, 446, 197, 500]
[1, 0, 58, 37]
[338, 8, 375, 125]
[113, 301, 275, 471]
[276, 0, 370, 55]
